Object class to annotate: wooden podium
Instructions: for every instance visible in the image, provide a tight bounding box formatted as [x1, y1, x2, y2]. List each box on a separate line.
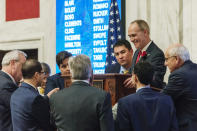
[63, 74, 136, 106]
[93, 74, 135, 105]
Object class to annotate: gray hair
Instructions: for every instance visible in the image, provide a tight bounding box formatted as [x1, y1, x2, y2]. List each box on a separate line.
[68, 54, 92, 80]
[2, 50, 27, 66]
[168, 45, 190, 62]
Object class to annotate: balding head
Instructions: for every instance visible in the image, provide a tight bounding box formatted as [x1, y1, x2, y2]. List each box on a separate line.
[165, 43, 190, 62]
[165, 43, 189, 72]
[128, 20, 151, 50]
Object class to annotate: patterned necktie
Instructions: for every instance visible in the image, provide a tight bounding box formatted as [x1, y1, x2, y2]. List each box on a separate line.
[136, 50, 142, 64]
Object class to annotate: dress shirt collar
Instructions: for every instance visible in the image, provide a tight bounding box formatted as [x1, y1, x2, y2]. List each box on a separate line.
[119, 66, 131, 74]
[72, 79, 89, 84]
[136, 85, 150, 92]
[141, 40, 152, 52]
[23, 82, 38, 91]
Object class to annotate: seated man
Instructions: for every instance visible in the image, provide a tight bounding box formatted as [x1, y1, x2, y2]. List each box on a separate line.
[116, 62, 178, 131]
[50, 54, 114, 131]
[105, 39, 133, 74]
[10, 59, 59, 131]
[44, 51, 72, 94]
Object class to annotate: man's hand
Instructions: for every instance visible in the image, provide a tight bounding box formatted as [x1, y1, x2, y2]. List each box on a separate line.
[47, 88, 59, 98]
[124, 77, 135, 88]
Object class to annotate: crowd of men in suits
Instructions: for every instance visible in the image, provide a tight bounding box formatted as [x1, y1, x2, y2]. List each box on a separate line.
[0, 19, 197, 131]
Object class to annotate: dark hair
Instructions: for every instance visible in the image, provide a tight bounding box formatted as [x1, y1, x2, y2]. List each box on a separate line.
[41, 62, 51, 75]
[56, 51, 72, 67]
[113, 39, 132, 51]
[133, 61, 154, 85]
[22, 59, 42, 79]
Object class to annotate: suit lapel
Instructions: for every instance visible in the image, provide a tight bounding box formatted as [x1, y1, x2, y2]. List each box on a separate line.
[146, 41, 155, 54]
[130, 50, 140, 73]
[59, 76, 65, 89]
[0, 71, 15, 83]
[131, 42, 156, 73]
[139, 42, 155, 62]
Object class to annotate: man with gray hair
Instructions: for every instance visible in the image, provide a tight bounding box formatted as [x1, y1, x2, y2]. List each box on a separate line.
[162, 44, 197, 131]
[0, 50, 26, 131]
[49, 54, 114, 131]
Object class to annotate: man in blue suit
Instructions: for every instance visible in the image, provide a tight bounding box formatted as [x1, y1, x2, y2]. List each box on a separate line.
[11, 59, 59, 131]
[162, 44, 197, 131]
[116, 62, 178, 131]
[0, 50, 26, 131]
[105, 39, 133, 74]
[44, 51, 72, 94]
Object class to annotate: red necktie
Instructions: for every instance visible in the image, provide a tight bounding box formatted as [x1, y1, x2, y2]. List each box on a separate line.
[136, 51, 142, 64]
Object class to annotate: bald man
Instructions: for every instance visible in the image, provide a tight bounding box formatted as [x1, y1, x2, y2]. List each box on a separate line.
[125, 20, 166, 89]
[162, 44, 197, 131]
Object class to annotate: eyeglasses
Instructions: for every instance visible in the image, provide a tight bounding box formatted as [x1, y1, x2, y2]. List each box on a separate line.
[165, 56, 177, 61]
[40, 71, 46, 75]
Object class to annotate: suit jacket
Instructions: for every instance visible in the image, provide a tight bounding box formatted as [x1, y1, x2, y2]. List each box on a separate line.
[0, 71, 18, 131]
[105, 63, 121, 73]
[10, 82, 53, 131]
[49, 81, 114, 131]
[131, 42, 166, 88]
[105, 63, 132, 74]
[44, 73, 64, 95]
[162, 60, 197, 131]
[116, 88, 178, 131]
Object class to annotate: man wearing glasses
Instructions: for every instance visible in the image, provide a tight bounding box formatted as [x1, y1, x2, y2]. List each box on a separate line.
[124, 19, 166, 89]
[10, 59, 59, 131]
[162, 44, 197, 131]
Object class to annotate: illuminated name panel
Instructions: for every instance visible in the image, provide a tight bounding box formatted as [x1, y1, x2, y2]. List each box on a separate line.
[56, 0, 121, 74]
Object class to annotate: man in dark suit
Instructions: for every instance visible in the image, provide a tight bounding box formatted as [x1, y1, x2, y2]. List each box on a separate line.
[105, 39, 133, 74]
[10, 59, 59, 131]
[162, 44, 197, 131]
[116, 62, 178, 131]
[44, 51, 72, 94]
[125, 20, 166, 89]
[0, 50, 26, 131]
[50, 54, 114, 131]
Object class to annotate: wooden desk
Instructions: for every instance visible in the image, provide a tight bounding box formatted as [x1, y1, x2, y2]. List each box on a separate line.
[93, 74, 135, 105]
[62, 74, 135, 105]
[62, 74, 161, 105]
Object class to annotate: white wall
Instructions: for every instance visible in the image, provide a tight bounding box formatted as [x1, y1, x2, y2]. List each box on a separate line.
[126, 0, 197, 82]
[0, 0, 56, 74]
[1, 0, 197, 77]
